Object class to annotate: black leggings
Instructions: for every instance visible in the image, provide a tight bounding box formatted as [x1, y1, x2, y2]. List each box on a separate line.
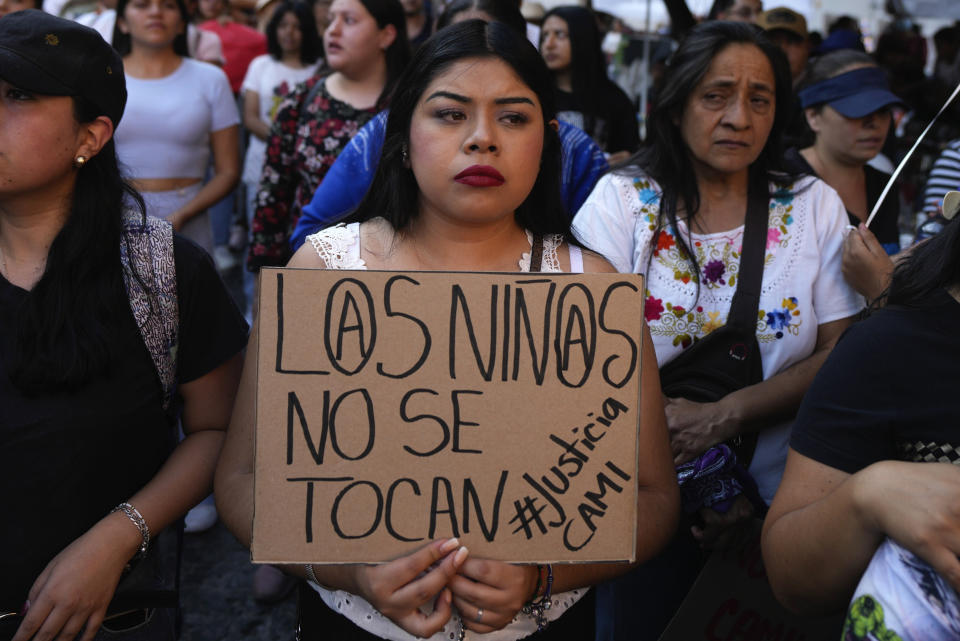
[296, 582, 595, 640]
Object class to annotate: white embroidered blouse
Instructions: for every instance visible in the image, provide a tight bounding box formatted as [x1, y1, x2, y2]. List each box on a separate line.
[572, 173, 864, 503]
[302, 220, 585, 641]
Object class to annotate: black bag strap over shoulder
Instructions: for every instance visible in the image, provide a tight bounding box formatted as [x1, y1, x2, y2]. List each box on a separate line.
[726, 180, 770, 330]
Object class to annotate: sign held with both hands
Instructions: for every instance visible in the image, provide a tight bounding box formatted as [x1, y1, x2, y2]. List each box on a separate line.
[252, 268, 646, 564]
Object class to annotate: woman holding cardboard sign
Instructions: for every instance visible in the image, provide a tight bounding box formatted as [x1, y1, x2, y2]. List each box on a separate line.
[216, 19, 678, 641]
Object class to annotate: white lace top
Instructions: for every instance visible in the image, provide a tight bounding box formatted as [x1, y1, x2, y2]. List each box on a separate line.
[307, 221, 582, 274]
[303, 221, 585, 640]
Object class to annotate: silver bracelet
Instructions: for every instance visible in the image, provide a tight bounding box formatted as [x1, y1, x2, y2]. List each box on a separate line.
[112, 502, 150, 559]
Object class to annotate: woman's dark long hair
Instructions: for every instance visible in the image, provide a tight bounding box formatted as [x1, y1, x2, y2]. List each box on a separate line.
[540, 7, 616, 127]
[267, 0, 321, 64]
[624, 21, 796, 291]
[346, 20, 568, 239]
[355, 0, 411, 108]
[11, 98, 147, 394]
[435, 0, 526, 36]
[113, 0, 191, 56]
[887, 216, 960, 307]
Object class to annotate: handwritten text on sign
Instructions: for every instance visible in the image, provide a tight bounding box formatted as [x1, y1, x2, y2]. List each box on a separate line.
[252, 269, 645, 564]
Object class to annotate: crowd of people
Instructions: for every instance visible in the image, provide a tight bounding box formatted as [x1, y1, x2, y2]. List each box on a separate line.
[1, 0, 959, 639]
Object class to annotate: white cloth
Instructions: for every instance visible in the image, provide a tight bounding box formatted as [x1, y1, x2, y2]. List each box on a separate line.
[115, 58, 239, 180]
[572, 172, 863, 502]
[240, 55, 320, 185]
[847, 539, 960, 640]
[303, 220, 585, 641]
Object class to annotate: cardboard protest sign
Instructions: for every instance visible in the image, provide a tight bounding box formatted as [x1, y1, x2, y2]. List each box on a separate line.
[252, 268, 646, 564]
[658, 521, 844, 641]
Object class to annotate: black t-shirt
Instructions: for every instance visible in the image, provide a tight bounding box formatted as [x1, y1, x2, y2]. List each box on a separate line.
[791, 289, 960, 474]
[0, 235, 248, 609]
[784, 147, 901, 251]
[556, 84, 640, 155]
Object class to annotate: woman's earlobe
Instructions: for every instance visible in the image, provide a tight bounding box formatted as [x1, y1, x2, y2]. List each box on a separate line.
[380, 23, 397, 50]
[77, 116, 116, 162]
[548, 119, 559, 133]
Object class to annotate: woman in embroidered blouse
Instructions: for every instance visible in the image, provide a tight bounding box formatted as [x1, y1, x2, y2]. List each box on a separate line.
[571, 21, 862, 640]
[217, 20, 678, 641]
[245, 0, 409, 275]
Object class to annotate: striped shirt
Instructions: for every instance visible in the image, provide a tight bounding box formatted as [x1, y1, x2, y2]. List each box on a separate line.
[922, 138, 960, 215]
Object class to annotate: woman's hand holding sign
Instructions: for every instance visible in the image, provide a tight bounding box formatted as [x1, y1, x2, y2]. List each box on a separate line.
[354, 538, 468, 637]
[449, 559, 539, 633]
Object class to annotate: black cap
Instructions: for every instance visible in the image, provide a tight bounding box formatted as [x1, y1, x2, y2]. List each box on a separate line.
[0, 9, 126, 126]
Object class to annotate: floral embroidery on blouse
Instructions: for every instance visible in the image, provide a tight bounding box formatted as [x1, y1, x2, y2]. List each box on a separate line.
[635, 179, 803, 350]
[248, 76, 377, 271]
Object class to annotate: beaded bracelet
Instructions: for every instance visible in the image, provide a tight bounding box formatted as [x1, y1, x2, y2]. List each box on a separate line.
[521, 564, 553, 631]
[112, 502, 149, 560]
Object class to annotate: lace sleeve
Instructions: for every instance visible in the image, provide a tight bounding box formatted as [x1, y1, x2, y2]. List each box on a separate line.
[305, 223, 367, 270]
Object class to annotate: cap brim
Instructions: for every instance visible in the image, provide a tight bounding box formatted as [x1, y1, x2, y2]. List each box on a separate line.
[0, 46, 74, 95]
[829, 89, 905, 118]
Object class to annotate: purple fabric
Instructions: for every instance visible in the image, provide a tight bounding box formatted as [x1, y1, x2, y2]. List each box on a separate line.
[675, 445, 765, 515]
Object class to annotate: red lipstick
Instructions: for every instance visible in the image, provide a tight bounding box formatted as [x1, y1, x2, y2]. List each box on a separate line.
[454, 165, 505, 187]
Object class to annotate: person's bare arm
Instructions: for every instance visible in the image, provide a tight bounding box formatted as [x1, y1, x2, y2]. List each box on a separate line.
[243, 90, 271, 142]
[14, 355, 242, 641]
[763, 450, 960, 614]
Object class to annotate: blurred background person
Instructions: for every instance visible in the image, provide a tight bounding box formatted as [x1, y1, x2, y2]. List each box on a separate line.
[707, 0, 761, 23]
[757, 7, 807, 87]
[112, 0, 240, 256]
[400, 0, 429, 50]
[246, 0, 409, 274]
[240, 0, 321, 321]
[199, 0, 266, 93]
[786, 50, 905, 299]
[540, 6, 639, 162]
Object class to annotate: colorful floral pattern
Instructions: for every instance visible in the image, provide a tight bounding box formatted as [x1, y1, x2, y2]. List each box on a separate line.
[248, 77, 377, 270]
[635, 179, 804, 349]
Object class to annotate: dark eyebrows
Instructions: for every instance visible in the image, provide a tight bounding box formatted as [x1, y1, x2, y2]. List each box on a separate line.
[426, 90, 470, 103]
[424, 91, 536, 106]
[495, 97, 535, 106]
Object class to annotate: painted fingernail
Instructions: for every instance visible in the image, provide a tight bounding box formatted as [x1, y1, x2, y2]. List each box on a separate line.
[440, 538, 460, 553]
[454, 546, 469, 565]
[20, 600, 29, 615]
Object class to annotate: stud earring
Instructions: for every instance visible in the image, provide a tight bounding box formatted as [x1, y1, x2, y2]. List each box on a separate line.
[401, 144, 409, 166]
[73, 156, 88, 169]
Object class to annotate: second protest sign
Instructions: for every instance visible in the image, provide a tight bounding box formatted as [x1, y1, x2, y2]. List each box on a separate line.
[252, 268, 646, 564]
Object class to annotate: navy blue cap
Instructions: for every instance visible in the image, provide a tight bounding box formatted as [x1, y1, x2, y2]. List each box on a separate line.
[798, 66, 904, 118]
[0, 9, 126, 126]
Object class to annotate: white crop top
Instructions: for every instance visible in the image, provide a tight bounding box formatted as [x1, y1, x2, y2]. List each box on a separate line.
[115, 58, 240, 180]
[302, 221, 586, 641]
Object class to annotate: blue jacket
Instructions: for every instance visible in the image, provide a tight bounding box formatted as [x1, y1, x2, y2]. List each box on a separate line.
[290, 111, 609, 251]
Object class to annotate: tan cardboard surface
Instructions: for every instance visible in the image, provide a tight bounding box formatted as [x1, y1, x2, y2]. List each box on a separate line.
[252, 268, 646, 564]
[659, 521, 844, 641]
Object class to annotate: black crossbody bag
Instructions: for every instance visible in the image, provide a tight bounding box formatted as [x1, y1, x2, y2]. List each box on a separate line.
[658, 181, 769, 466]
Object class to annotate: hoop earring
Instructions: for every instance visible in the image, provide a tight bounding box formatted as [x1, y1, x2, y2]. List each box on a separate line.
[73, 156, 88, 169]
